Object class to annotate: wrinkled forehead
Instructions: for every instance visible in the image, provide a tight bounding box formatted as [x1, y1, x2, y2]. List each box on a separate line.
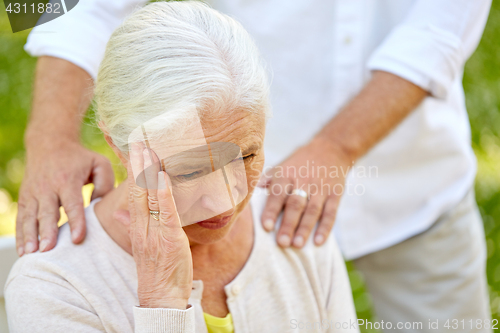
[128, 109, 208, 158]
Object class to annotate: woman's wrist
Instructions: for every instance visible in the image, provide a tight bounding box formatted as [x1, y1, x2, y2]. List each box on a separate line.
[139, 296, 189, 310]
[137, 282, 192, 310]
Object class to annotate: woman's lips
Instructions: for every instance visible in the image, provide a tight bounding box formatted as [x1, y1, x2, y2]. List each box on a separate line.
[197, 215, 233, 230]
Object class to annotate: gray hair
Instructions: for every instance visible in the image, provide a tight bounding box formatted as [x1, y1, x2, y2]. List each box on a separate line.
[94, 1, 270, 154]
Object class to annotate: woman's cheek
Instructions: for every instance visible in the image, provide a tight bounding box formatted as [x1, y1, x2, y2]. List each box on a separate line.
[171, 181, 200, 215]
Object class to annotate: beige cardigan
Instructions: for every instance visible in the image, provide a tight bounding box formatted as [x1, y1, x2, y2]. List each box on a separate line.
[5, 188, 359, 332]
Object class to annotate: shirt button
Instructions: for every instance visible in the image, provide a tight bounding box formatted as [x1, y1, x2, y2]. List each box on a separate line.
[231, 284, 241, 296]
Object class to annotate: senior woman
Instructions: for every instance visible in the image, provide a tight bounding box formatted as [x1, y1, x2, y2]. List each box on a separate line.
[5, 2, 358, 332]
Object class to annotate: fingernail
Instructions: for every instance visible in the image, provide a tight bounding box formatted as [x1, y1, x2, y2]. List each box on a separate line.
[39, 239, 50, 252]
[293, 236, 304, 248]
[71, 230, 80, 242]
[158, 171, 165, 189]
[278, 234, 291, 247]
[17, 246, 24, 257]
[263, 218, 274, 231]
[25, 242, 36, 254]
[314, 234, 325, 245]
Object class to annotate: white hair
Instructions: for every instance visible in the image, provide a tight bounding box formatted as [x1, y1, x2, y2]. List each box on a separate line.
[94, 1, 270, 154]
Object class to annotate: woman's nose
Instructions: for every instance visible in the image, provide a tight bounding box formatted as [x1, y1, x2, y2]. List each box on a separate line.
[198, 171, 234, 213]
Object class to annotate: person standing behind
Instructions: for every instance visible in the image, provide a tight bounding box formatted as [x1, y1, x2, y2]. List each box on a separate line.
[17, 0, 492, 331]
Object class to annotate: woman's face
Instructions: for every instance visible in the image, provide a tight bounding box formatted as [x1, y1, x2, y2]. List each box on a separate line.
[128, 109, 266, 245]
[182, 110, 265, 244]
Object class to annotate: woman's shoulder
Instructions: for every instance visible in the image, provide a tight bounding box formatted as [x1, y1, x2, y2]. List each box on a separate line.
[4, 207, 97, 329]
[6, 206, 95, 290]
[4, 200, 136, 332]
[4, 202, 119, 332]
[5, 199, 132, 295]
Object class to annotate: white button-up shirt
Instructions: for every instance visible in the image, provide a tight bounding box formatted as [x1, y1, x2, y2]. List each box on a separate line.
[25, 0, 492, 259]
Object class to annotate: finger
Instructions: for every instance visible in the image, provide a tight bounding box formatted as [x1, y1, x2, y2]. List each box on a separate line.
[292, 194, 326, 248]
[22, 198, 39, 254]
[90, 155, 115, 201]
[314, 195, 339, 245]
[15, 204, 24, 256]
[16, 193, 36, 256]
[130, 141, 146, 188]
[129, 143, 149, 218]
[260, 177, 292, 231]
[277, 190, 308, 247]
[126, 157, 142, 230]
[59, 182, 86, 244]
[143, 148, 161, 211]
[157, 171, 181, 228]
[37, 192, 61, 252]
[127, 177, 138, 227]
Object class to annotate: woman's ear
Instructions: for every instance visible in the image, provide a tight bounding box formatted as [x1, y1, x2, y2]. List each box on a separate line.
[99, 121, 129, 166]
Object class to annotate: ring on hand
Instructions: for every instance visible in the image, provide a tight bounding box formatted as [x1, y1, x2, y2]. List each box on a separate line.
[290, 189, 309, 200]
[149, 210, 160, 221]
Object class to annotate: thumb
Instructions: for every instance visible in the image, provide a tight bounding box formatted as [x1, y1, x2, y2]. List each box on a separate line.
[113, 209, 131, 227]
[91, 155, 115, 201]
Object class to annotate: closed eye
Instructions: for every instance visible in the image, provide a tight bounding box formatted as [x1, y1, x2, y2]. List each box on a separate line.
[177, 170, 202, 179]
[233, 154, 255, 163]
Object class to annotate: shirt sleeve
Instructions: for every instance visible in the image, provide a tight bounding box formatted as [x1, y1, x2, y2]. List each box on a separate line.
[24, 0, 149, 79]
[5, 274, 105, 332]
[367, 0, 492, 99]
[133, 306, 195, 333]
[5, 275, 195, 333]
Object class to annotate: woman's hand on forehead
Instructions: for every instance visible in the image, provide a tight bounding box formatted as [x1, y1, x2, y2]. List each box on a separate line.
[126, 142, 193, 309]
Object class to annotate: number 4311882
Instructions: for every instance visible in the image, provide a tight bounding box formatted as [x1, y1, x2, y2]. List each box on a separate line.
[444, 319, 498, 330]
[6, 2, 61, 14]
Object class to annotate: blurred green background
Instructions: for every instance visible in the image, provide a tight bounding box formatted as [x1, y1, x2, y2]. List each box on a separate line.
[1, 1, 500, 332]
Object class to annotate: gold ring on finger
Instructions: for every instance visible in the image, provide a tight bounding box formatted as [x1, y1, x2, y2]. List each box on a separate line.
[290, 189, 309, 201]
[149, 210, 160, 221]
